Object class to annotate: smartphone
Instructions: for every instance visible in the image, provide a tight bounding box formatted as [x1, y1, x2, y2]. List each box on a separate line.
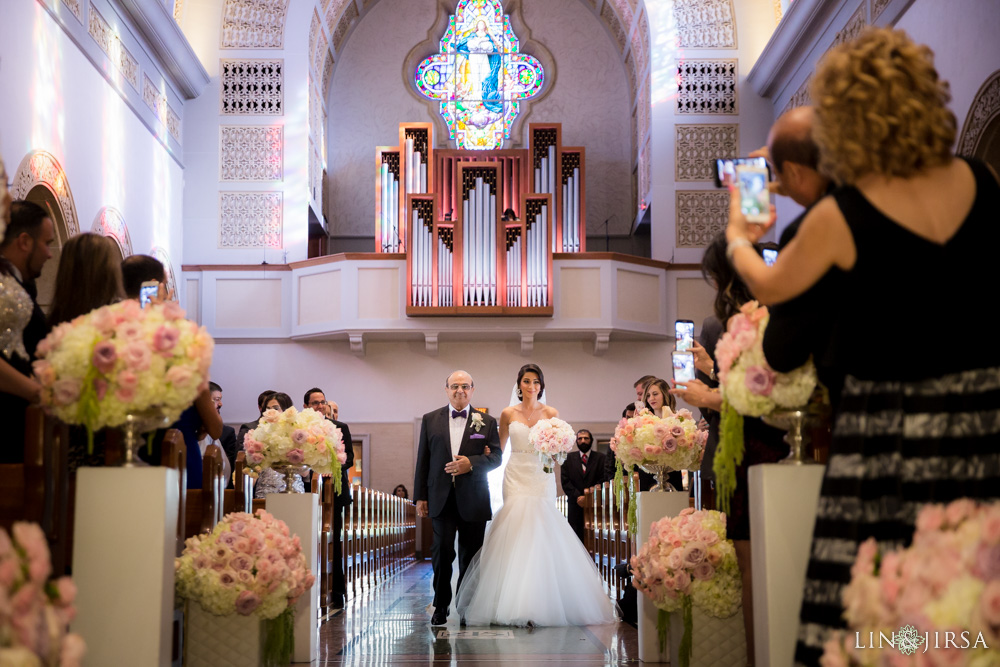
[735, 164, 771, 224]
[672, 351, 696, 389]
[714, 156, 769, 188]
[139, 281, 159, 309]
[674, 320, 695, 352]
[762, 248, 778, 266]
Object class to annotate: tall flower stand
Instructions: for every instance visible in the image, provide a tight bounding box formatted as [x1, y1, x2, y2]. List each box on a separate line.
[748, 464, 825, 667]
[636, 490, 689, 663]
[71, 467, 179, 667]
[668, 603, 746, 667]
[267, 492, 321, 663]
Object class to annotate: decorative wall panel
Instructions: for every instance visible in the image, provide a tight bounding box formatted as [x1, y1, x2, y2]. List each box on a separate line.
[870, 0, 891, 22]
[91, 207, 133, 256]
[608, 0, 634, 34]
[783, 75, 811, 114]
[832, 4, 867, 48]
[220, 126, 283, 181]
[322, 53, 334, 99]
[143, 75, 182, 143]
[62, 0, 82, 22]
[221, 0, 288, 49]
[219, 192, 283, 248]
[676, 0, 737, 49]
[625, 51, 637, 98]
[676, 191, 729, 247]
[220, 59, 283, 115]
[639, 136, 651, 202]
[10, 151, 81, 237]
[676, 60, 737, 114]
[173, 0, 184, 23]
[600, 1, 628, 52]
[88, 4, 139, 90]
[957, 71, 1000, 157]
[675, 124, 738, 181]
[332, 2, 359, 53]
[324, 0, 352, 39]
[634, 11, 650, 76]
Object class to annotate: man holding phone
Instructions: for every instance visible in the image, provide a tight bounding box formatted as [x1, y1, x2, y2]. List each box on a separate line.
[121, 254, 167, 302]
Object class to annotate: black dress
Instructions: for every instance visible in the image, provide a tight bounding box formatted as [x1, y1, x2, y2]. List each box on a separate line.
[795, 158, 1000, 665]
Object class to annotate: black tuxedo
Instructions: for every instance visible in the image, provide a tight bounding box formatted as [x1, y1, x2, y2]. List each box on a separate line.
[561, 449, 608, 541]
[413, 405, 502, 613]
[219, 425, 238, 488]
[13, 275, 50, 360]
[328, 418, 354, 604]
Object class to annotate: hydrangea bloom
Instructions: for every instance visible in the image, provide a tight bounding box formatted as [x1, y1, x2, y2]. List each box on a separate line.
[527, 418, 576, 472]
[610, 407, 707, 473]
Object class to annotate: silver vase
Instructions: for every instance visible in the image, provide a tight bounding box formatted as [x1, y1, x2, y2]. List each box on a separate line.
[638, 463, 678, 492]
[762, 407, 828, 465]
[121, 411, 172, 467]
[269, 465, 310, 493]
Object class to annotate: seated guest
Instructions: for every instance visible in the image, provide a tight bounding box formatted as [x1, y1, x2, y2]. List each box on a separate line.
[202, 381, 236, 486]
[120, 253, 166, 300]
[604, 402, 655, 492]
[237, 389, 277, 451]
[393, 484, 408, 499]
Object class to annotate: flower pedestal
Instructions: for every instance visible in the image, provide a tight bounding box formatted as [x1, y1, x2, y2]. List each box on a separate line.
[668, 603, 746, 667]
[267, 492, 321, 663]
[748, 464, 824, 667]
[636, 490, 690, 663]
[71, 467, 179, 666]
[185, 602, 292, 667]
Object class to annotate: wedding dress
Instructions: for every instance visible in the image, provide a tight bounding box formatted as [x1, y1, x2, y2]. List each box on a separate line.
[455, 421, 617, 626]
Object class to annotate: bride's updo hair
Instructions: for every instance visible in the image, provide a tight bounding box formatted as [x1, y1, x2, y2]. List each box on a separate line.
[517, 363, 545, 399]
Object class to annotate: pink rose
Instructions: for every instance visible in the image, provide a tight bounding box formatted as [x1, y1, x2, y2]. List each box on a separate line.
[235, 590, 262, 615]
[976, 545, 1000, 582]
[116, 386, 136, 403]
[115, 320, 143, 340]
[91, 340, 117, 374]
[916, 504, 945, 533]
[0, 559, 17, 588]
[653, 423, 670, 442]
[983, 512, 1000, 543]
[60, 633, 86, 667]
[643, 444, 662, 456]
[692, 561, 715, 581]
[52, 378, 82, 406]
[165, 364, 193, 387]
[218, 569, 237, 587]
[32, 360, 55, 386]
[662, 438, 677, 453]
[706, 550, 722, 566]
[287, 449, 305, 465]
[218, 531, 238, 548]
[670, 425, 684, 438]
[945, 499, 976, 526]
[677, 408, 694, 421]
[980, 580, 1000, 628]
[744, 365, 776, 396]
[91, 306, 116, 333]
[666, 549, 684, 570]
[122, 342, 151, 371]
[264, 410, 280, 423]
[681, 542, 707, 568]
[629, 447, 642, 459]
[115, 299, 142, 324]
[337, 450, 347, 465]
[292, 429, 309, 445]
[117, 369, 138, 389]
[250, 453, 264, 464]
[679, 508, 695, 516]
[674, 571, 691, 592]
[163, 301, 185, 320]
[153, 325, 180, 354]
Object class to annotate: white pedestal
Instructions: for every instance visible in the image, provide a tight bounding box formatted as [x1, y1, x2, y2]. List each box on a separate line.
[748, 464, 825, 667]
[669, 603, 746, 667]
[71, 467, 179, 667]
[636, 490, 690, 663]
[267, 492, 321, 664]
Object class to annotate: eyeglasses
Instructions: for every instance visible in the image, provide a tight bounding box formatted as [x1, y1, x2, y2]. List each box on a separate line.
[211, 397, 223, 404]
[448, 384, 472, 391]
[308, 400, 327, 407]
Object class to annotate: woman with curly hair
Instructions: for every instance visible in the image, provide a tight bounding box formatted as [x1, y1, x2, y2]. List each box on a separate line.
[724, 27, 1000, 665]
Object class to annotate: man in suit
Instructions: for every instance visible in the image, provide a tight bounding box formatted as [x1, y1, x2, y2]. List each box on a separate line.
[208, 382, 238, 487]
[414, 370, 502, 625]
[561, 429, 607, 542]
[304, 387, 355, 609]
[1, 201, 55, 359]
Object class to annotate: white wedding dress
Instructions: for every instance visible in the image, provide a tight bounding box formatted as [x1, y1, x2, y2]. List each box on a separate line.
[455, 421, 617, 626]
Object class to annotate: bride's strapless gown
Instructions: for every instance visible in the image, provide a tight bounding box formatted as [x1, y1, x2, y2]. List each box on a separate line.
[455, 421, 617, 626]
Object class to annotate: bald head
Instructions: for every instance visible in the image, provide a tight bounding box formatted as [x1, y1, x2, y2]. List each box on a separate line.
[445, 370, 475, 410]
[768, 106, 819, 173]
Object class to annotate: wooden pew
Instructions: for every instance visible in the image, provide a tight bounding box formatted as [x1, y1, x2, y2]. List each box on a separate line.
[183, 445, 224, 539]
[316, 475, 335, 614]
[223, 451, 253, 515]
[159, 429, 187, 556]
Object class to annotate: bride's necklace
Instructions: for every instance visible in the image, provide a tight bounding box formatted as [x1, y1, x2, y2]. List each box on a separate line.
[517, 403, 541, 420]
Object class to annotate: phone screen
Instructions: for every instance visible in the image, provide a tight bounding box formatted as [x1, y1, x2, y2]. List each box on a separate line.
[715, 156, 769, 188]
[762, 248, 778, 266]
[139, 284, 159, 309]
[735, 164, 771, 223]
[674, 320, 695, 352]
[672, 351, 696, 388]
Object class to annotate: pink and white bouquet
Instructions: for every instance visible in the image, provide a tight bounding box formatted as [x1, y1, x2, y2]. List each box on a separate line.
[631, 508, 741, 667]
[527, 417, 576, 473]
[0, 523, 86, 667]
[610, 407, 707, 474]
[32, 300, 213, 434]
[714, 301, 816, 514]
[174, 510, 315, 621]
[243, 407, 345, 491]
[821, 500, 1000, 666]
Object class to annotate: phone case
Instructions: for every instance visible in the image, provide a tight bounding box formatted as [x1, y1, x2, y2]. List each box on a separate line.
[735, 164, 770, 223]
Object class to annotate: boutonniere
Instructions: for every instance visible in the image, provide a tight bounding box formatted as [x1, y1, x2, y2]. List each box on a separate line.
[470, 412, 485, 432]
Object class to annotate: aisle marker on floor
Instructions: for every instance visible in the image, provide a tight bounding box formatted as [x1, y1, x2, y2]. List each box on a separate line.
[436, 630, 515, 639]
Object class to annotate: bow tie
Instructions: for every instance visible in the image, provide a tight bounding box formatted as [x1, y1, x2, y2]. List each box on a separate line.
[451, 409, 468, 419]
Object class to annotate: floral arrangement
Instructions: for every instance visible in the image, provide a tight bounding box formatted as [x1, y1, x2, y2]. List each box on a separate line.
[243, 407, 346, 492]
[610, 407, 708, 531]
[714, 301, 817, 514]
[527, 417, 576, 473]
[175, 510, 315, 621]
[0, 523, 86, 667]
[631, 508, 741, 667]
[32, 300, 213, 444]
[821, 499, 1000, 666]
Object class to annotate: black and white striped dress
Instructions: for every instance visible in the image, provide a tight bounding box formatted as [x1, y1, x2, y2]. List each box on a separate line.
[794, 158, 1000, 666]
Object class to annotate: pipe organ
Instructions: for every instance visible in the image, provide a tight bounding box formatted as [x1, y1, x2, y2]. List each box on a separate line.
[378, 122, 584, 315]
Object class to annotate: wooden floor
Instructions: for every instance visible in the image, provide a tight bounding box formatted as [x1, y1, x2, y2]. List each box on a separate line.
[317, 561, 640, 665]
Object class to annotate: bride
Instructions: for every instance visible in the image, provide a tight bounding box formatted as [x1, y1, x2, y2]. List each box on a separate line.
[455, 363, 617, 627]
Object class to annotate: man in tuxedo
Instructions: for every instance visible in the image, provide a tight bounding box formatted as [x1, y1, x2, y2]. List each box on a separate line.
[1, 201, 54, 359]
[304, 387, 355, 609]
[209, 382, 238, 487]
[561, 429, 607, 542]
[414, 370, 502, 625]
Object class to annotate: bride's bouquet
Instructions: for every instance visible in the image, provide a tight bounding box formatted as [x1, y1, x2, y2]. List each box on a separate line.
[243, 407, 346, 492]
[631, 508, 741, 667]
[821, 500, 1000, 666]
[610, 407, 708, 531]
[527, 418, 576, 473]
[714, 301, 817, 513]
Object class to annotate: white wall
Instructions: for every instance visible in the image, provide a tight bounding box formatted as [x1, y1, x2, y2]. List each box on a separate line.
[326, 0, 632, 239]
[0, 1, 184, 271]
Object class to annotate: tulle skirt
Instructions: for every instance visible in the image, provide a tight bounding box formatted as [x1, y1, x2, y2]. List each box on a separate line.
[455, 492, 617, 627]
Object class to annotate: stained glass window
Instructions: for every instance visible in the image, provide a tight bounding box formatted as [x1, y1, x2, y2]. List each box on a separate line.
[415, 0, 544, 150]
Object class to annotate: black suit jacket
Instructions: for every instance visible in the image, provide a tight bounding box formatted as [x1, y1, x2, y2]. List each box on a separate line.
[561, 449, 608, 501]
[331, 418, 354, 507]
[413, 406, 502, 523]
[219, 425, 238, 488]
[11, 275, 50, 360]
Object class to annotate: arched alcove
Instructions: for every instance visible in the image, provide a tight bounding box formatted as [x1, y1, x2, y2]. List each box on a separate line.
[9, 151, 80, 311]
[91, 206, 134, 260]
[957, 70, 1000, 174]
